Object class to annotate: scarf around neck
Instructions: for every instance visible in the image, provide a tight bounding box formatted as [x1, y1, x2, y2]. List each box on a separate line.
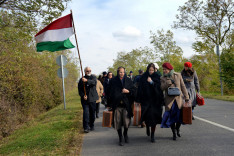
[163, 69, 174, 78]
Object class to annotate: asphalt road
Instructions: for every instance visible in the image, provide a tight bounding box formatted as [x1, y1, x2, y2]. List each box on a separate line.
[81, 99, 234, 156]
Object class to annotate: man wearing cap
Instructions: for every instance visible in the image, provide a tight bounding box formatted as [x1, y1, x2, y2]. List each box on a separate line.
[128, 71, 135, 81]
[133, 69, 144, 88]
[101, 71, 107, 84]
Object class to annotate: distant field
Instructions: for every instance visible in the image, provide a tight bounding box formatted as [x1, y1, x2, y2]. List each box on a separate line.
[201, 91, 234, 102]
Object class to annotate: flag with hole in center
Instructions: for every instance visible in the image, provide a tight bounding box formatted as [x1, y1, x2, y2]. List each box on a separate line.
[35, 14, 75, 52]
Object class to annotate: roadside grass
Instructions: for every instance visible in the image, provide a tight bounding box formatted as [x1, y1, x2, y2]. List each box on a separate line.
[201, 91, 234, 102]
[0, 89, 83, 155]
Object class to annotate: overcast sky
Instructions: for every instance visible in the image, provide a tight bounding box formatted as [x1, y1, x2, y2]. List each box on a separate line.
[63, 0, 197, 75]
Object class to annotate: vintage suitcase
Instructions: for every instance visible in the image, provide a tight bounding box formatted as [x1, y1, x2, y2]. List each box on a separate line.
[182, 101, 192, 124]
[133, 102, 141, 126]
[196, 93, 205, 106]
[182, 107, 192, 124]
[102, 110, 113, 127]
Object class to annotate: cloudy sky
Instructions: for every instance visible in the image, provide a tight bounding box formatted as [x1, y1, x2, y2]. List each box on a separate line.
[63, 0, 197, 75]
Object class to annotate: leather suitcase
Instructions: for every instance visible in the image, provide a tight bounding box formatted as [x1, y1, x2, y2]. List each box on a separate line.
[196, 93, 205, 106]
[182, 107, 192, 124]
[102, 110, 113, 127]
[133, 102, 141, 126]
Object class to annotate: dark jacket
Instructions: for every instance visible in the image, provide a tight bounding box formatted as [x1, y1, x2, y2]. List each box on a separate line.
[133, 74, 142, 87]
[108, 75, 135, 118]
[128, 75, 135, 81]
[78, 74, 99, 104]
[103, 77, 112, 106]
[103, 78, 111, 94]
[136, 72, 164, 126]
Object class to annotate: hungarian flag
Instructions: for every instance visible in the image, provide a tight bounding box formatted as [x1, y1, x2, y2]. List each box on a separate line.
[35, 14, 75, 52]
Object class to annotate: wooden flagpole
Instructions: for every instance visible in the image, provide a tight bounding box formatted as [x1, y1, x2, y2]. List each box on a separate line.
[70, 10, 86, 96]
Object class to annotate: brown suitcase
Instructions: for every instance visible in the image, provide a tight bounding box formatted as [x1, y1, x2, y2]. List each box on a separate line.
[102, 110, 113, 127]
[133, 102, 141, 126]
[182, 107, 192, 124]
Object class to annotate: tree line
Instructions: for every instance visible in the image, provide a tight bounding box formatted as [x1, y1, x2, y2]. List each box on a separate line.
[108, 0, 233, 95]
[0, 0, 79, 138]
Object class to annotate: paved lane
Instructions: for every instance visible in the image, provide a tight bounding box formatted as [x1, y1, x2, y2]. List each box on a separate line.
[81, 99, 234, 156]
[194, 99, 234, 129]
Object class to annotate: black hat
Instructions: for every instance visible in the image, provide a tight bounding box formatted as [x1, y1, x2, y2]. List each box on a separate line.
[102, 71, 107, 75]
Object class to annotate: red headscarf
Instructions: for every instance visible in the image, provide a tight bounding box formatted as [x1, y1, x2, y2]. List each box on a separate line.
[162, 62, 174, 70]
[184, 62, 192, 68]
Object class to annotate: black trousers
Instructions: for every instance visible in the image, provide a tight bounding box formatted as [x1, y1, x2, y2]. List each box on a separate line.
[82, 102, 96, 130]
[96, 102, 100, 114]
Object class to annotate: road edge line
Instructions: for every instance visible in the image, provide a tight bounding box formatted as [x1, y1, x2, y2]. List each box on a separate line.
[194, 116, 234, 133]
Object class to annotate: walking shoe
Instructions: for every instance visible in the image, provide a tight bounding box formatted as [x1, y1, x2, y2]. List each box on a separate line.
[96, 114, 99, 118]
[192, 116, 195, 120]
[172, 129, 176, 141]
[176, 129, 181, 137]
[84, 129, 89, 133]
[124, 135, 129, 143]
[119, 136, 124, 146]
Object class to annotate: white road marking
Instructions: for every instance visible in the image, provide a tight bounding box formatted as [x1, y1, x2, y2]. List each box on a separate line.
[194, 116, 234, 133]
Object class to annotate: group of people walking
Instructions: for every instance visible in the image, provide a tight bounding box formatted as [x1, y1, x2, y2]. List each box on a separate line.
[78, 61, 200, 146]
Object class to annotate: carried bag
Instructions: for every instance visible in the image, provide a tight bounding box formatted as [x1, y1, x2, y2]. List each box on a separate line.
[182, 101, 192, 124]
[196, 93, 205, 106]
[102, 110, 113, 127]
[168, 87, 181, 96]
[167, 79, 181, 96]
[101, 96, 107, 105]
[133, 102, 141, 126]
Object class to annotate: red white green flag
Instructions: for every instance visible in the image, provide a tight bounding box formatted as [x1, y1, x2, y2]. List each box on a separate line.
[35, 13, 75, 52]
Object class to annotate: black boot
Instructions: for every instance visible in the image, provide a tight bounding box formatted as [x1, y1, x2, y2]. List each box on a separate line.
[176, 123, 181, 137]
[151, 133, 155, 143]
[117, 129, 124, 146]
[171, 124, 176, 141]
[146, 126, 150, 136]
[123, 128, 129, 143]
[151, 126, 156, 143]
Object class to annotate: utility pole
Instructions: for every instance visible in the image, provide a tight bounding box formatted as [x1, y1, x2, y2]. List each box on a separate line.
[216, 45, 223, 96]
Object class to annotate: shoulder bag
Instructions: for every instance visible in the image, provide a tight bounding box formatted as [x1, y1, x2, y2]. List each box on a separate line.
[167, 78, 181, 96]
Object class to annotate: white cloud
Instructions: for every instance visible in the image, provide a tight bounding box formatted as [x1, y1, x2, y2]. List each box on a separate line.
[112, 26, 142, 40]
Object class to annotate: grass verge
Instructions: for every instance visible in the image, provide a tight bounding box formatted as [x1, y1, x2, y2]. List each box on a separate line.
[0, 89, 83, 155]
[201, 91, 234, 102]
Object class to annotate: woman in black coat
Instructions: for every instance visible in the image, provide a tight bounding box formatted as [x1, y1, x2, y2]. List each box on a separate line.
[136, 63, 163, 142]
[104, 72, 114, 108]
[108, 67, 135, 146]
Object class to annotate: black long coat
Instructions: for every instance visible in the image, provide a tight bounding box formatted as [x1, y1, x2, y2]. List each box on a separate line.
[108, 75, 135, 118]
[78, 74, 99, 104]
[136, 72, 164, 126]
